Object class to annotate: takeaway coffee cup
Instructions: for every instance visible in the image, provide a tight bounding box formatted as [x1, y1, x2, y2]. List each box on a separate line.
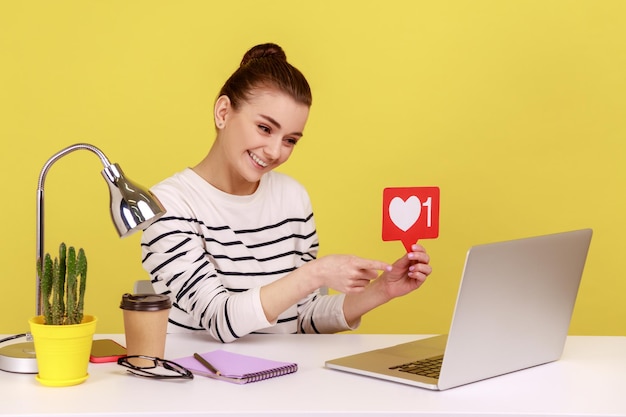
[120, 293, 171, 367]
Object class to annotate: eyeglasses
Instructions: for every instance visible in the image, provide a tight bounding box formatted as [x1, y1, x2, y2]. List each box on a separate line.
[117, 355, 194, 380]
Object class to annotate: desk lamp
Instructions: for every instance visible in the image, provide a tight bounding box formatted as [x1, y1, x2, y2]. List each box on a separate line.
[0, 143, 166, 374]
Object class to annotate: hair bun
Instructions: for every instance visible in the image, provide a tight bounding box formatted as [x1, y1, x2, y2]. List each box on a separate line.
[240, 43, 287, 66]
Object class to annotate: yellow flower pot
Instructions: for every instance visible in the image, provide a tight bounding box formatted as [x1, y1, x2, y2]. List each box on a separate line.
[28, 315, 98, 387]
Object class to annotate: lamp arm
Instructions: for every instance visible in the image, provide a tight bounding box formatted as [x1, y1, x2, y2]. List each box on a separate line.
[37, 143, 112, 191]
[36, 143, 113, 315]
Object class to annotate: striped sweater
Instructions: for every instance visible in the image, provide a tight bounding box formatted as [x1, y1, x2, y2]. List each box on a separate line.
[140, 168, 353, 342]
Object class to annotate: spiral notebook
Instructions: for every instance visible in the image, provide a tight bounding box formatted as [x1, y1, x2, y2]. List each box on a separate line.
[173, 350, 298, 384]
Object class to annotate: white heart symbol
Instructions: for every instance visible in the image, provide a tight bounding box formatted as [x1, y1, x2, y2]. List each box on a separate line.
[389, 196, 421, 232]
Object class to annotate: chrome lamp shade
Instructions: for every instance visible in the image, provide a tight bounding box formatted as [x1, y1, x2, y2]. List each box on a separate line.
[103, 162, 166, 238]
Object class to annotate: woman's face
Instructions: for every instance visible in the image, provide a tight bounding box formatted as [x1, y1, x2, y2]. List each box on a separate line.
[215, 88, 310, 193]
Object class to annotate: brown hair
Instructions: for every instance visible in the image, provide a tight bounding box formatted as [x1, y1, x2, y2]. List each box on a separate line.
[218, 43, 312, 109]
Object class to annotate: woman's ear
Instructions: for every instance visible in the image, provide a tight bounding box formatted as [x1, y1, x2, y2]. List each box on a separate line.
[214, 95, 231, 129]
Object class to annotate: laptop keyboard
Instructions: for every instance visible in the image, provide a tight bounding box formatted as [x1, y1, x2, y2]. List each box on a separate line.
[389, 355, 444, 379]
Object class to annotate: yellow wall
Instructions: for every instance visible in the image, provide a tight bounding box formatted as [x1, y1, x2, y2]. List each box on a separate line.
[1, 1, 624, 335]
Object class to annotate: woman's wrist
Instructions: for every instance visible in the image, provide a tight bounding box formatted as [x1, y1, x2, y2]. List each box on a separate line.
[364, 276, 394, 304]
[342, 276, 390, 321]
[297, 260, 326, 293]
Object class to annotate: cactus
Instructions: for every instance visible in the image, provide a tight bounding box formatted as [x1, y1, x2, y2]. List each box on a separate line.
[37, 243, 87, 325]
[66, 246, 77, 324]
[39, 254, 53, 324]
[76, 248, 87, 323]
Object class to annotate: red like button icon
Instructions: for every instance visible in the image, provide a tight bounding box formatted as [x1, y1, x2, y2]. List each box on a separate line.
[382, 187, 440, 252]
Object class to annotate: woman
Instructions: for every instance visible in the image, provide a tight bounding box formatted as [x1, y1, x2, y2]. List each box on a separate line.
[141, 43, 432, 342]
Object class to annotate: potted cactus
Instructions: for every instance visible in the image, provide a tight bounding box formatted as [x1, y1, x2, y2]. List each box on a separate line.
[29, 243, 98, 387]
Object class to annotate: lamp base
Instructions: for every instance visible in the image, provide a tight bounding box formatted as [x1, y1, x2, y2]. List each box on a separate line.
[0, 342, 38, 374]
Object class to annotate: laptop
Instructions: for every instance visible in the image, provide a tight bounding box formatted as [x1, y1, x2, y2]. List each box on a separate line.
[325, 229, 593, 390]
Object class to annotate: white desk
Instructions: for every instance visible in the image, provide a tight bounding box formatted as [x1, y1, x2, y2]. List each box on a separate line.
[1, 334, 625, 417]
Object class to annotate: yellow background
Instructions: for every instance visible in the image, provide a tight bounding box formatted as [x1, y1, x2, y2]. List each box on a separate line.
[1, 1, 624, 335]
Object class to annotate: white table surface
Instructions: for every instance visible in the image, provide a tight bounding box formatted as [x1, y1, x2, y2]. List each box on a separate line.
[1, 333, 625, 417]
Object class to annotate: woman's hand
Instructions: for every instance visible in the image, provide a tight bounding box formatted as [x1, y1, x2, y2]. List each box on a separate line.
[307, 254, 391, 294]
[377, 243, 432, 300]
[341, 244, 432, 326]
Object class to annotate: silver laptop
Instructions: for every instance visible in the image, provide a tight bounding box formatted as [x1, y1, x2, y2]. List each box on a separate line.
[326, 229, 593, 390]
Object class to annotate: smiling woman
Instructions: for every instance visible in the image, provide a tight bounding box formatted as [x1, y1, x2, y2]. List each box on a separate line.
[139, 43, 433, 343]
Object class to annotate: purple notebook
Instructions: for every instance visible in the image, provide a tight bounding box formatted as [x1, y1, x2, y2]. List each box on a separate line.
[173, 350, 298, 384]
